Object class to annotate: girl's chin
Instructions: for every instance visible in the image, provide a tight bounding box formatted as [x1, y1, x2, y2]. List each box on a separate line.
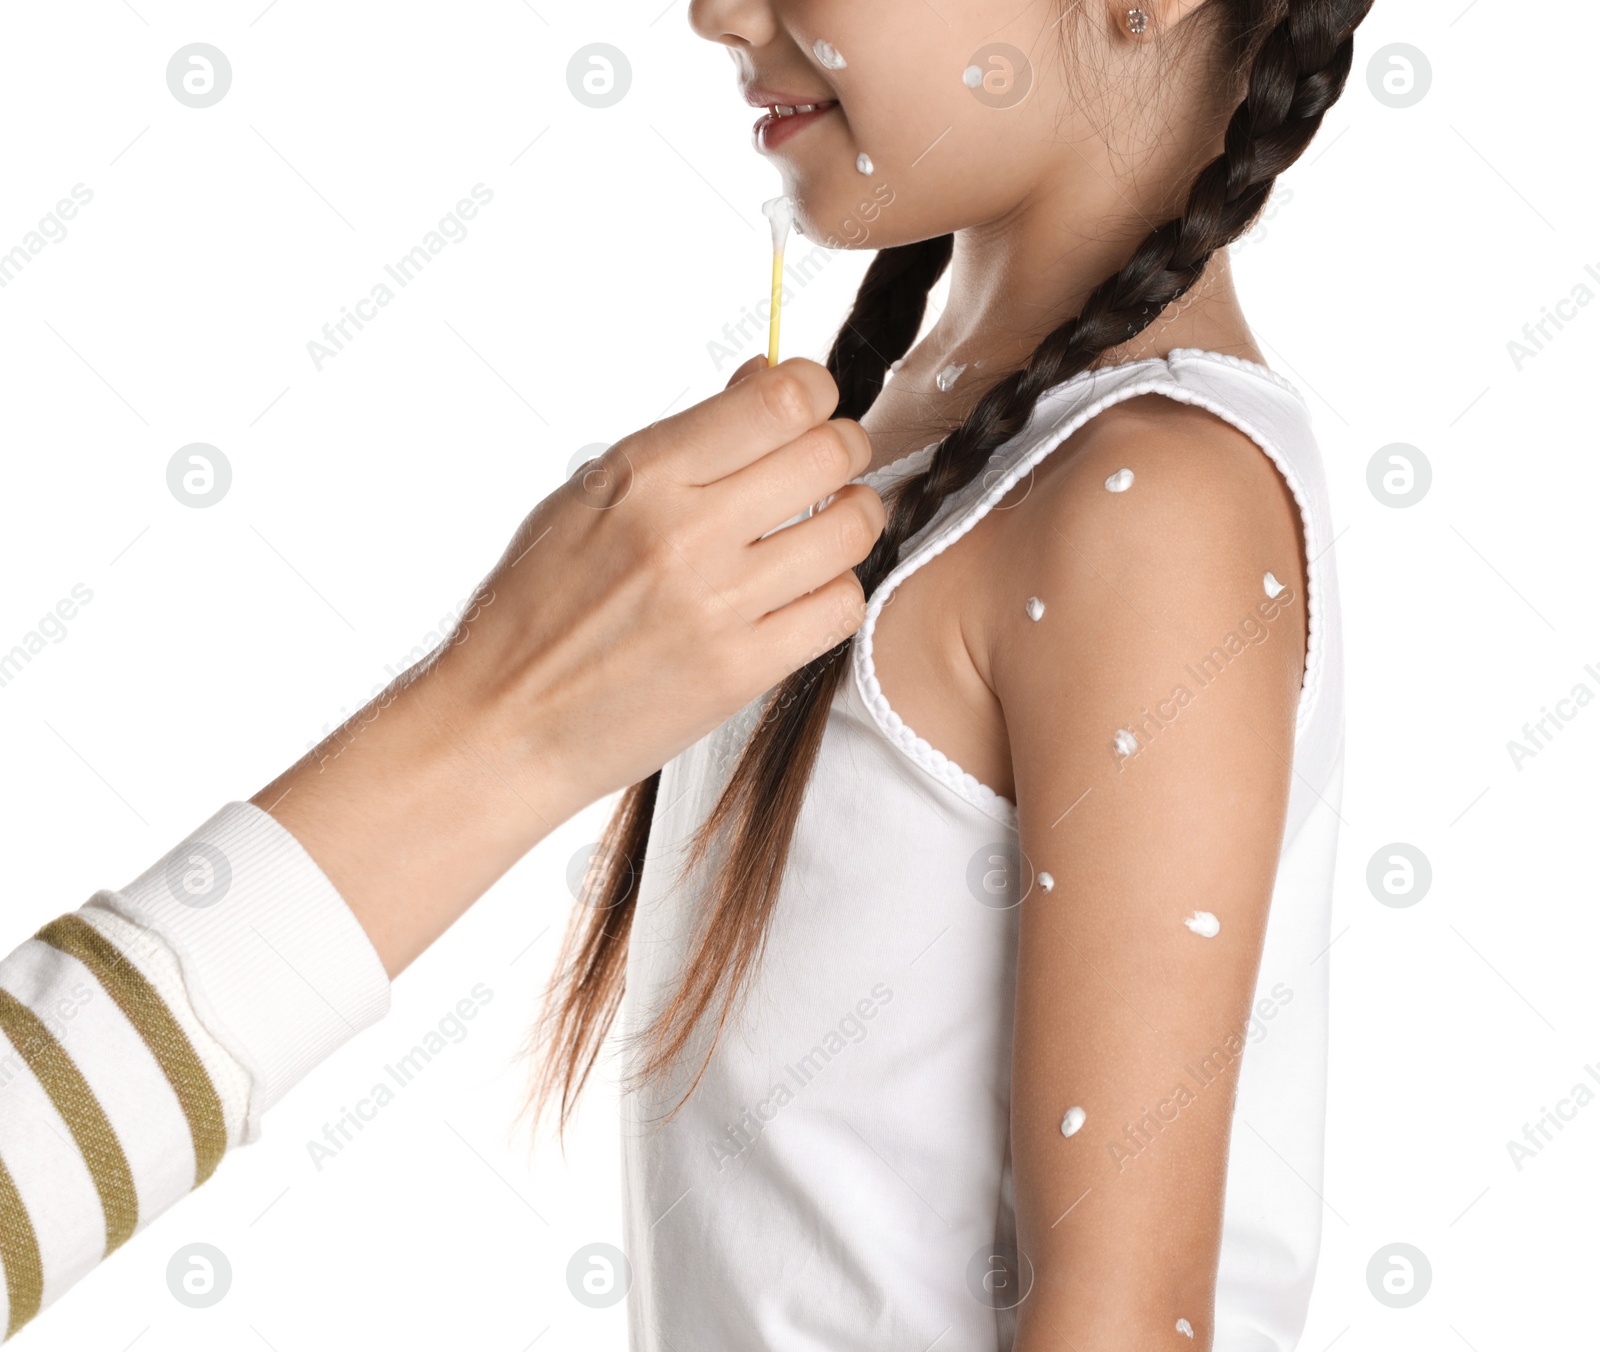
[786, 185, 899, 253]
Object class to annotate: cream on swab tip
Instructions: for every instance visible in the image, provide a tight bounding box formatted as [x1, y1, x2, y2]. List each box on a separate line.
[761, 195, 795, 366]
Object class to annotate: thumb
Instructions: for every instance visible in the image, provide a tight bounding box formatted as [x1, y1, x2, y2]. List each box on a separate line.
[724, 353, 768, 389]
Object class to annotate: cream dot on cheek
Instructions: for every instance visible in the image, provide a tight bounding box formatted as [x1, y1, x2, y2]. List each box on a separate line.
[1025, 596, 1045, 622]
[856, 151, 874, 176]
[813, 38, 847, 69]
[962, 64, 983, 88]
[1105, 467, 1135, 493]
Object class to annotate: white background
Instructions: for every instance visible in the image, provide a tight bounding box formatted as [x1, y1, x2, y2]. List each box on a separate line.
[0, 1, 1593, 1348]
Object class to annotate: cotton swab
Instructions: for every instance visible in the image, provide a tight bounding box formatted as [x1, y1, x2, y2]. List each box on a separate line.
[761, 194, 830, 522]
[761, 195, 795, 367]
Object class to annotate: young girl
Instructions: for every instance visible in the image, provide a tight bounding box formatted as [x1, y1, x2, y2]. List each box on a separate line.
[531, 1, 1369, 1349]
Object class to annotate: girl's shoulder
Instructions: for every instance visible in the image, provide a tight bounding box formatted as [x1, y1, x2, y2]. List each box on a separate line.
[967, 387, 1310, 707]
[986, 389, 1306, 587]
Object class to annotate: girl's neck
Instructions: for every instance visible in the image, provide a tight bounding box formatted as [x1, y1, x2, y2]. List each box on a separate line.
[857, 248, 1263, 478]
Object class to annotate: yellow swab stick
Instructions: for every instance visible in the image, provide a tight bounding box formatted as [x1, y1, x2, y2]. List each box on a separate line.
[761, 195, 795, 366]
[766, 246, 784, 366]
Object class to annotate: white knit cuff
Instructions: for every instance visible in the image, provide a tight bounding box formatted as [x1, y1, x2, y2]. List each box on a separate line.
[91, 800, 392, 1138]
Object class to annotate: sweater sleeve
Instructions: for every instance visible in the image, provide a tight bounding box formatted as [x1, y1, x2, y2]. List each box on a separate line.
[0, 801, 392, 1340]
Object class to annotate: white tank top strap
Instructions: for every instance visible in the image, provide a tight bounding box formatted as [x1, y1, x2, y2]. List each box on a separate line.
[846, 347, 1342, 828]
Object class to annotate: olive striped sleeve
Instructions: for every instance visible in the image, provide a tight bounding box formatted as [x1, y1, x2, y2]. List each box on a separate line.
[0, 802, 393, 1340]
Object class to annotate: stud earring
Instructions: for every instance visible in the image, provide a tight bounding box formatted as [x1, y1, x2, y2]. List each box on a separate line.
[1125, 8, 1151, 34]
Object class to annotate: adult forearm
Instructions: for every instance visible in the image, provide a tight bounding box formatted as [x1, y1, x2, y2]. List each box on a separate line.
[249, 650, 586, 980]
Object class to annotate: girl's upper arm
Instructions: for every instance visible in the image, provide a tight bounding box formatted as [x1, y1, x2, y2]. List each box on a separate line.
[991, 403, 1308, 1349]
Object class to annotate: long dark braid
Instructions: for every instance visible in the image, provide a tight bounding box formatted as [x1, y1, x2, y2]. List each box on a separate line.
[526, 0, 1374, 1135]
[829, 235, 955, 420]
[853, 0, 1369, 609]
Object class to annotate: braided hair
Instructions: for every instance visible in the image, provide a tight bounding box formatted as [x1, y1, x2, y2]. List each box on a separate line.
[526, 0, 1374, 1134]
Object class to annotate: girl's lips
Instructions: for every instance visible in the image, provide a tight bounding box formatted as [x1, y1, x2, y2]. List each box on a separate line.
[753, 101, 840, 153]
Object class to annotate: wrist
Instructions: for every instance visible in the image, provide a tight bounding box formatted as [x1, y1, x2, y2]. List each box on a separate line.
[252, 663, 588, 977]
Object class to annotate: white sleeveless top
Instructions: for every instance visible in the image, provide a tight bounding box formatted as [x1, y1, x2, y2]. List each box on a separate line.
[619, 349, 1345, 1352]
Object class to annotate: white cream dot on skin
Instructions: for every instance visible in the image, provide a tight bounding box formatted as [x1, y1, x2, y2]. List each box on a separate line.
[889, 358, 904, 373]
[1105, 467, 1135, 493]
[1113, 729, 1138, 757]
[1176, 1318, 1195, 1338]
[1184, 910, 1221, 938]
[1038, 872, 1054, 892]
[1263, 570, 1285, 598]
[1060, 1105, 1086, 1137]
[936, 361, 967, 392]
[855, 151, 874, 176]
[813, 38, 847, 69]
[962, 64, 983, 88]
[1025, 596, 1045, 622]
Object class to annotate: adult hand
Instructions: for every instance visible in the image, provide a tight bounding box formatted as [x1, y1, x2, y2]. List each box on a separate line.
[253, 356, 883, 975]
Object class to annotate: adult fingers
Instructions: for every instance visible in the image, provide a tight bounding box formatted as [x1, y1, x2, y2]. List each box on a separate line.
[739, 482, 885, 618]
[724, 353, 767, 389]
[745, 569, 870, 693]
[715, 417, 874, 543]
[633, 357, 840, 486]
